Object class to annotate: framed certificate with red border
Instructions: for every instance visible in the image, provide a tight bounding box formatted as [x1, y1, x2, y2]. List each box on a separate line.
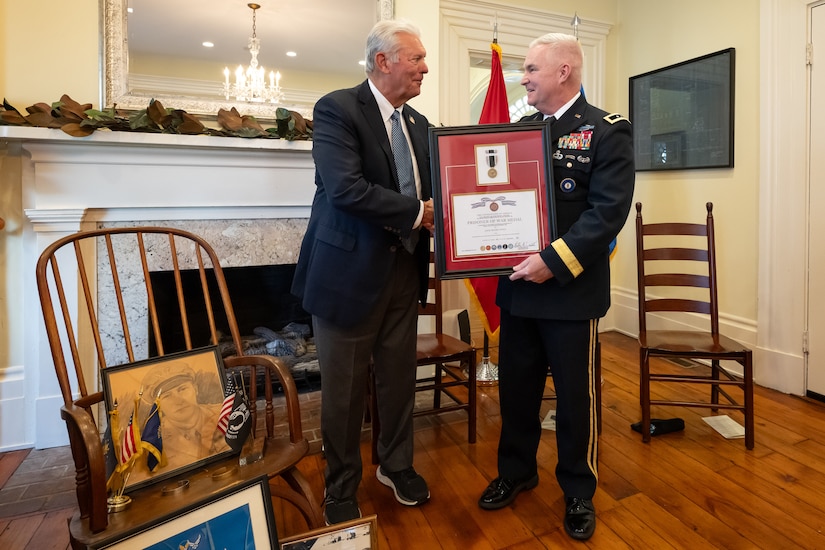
[428, 121, 556, 279]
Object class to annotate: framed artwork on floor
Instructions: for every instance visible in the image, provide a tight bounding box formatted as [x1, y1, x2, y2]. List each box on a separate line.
[95, 476, 277, 549]
[279, 515, 378, 550]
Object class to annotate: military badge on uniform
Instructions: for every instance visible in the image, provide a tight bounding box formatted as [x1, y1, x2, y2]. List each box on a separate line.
[560, 178, 576, 192]
[558, 131, 592, 150]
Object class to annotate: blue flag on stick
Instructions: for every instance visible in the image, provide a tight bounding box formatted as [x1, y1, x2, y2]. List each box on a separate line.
[141, 400, 164, 472]
[103, 406, 120, 490]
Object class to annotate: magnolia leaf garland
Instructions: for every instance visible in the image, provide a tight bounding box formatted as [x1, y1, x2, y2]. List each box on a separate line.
[0, 94, 312, 140]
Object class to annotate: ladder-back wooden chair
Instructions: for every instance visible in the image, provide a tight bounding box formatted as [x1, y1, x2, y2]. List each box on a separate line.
[369, 247, 477, 464]
[36, 227, 323, 548]
[635, 202, 754, 449]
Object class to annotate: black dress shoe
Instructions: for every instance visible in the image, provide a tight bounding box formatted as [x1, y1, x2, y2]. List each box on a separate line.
[564, 497, 596, 540]
[478, 474, 539, 510]
[630, 418, 685, 436]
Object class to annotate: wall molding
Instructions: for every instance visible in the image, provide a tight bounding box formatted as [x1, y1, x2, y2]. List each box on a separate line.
[438, 0, 611, 126]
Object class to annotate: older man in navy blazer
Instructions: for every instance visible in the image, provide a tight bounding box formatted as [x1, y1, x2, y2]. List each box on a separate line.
[292, 19, 434, 525]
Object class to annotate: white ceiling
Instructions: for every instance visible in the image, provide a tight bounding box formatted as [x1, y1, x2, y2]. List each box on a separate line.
[127, 0, 376, 80]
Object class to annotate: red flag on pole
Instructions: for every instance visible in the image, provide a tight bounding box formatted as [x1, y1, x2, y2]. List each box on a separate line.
[478, 42, 509, 125]
[466, 40, 510, 339]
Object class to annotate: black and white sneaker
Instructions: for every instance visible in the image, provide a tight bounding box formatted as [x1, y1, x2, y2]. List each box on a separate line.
[376, 466, 430, 506]
[323, 494, 361, 526]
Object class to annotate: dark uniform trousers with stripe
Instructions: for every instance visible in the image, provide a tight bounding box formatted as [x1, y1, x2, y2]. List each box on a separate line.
[493, 95, 635, 500]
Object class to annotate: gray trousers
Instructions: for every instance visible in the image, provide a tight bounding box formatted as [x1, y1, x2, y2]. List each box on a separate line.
[313, 249, 419, 499]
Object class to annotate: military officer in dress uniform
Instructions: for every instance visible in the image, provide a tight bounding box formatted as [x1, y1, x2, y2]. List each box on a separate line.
[477, 32, 635, 542]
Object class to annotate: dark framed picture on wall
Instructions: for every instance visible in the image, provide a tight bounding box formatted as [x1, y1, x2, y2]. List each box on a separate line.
[630, 48, 735, 171]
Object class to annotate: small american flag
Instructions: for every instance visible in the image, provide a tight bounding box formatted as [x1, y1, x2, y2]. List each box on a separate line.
[217, 375, 236, 435]
[120, 411, 140, 466]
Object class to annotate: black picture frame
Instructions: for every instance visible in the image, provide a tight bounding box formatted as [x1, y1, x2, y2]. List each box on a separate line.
[94, 476, 278, 549]
[630, 48, 735, 171]
[101, 346, 236, 493]
[428, 121, 556, 279]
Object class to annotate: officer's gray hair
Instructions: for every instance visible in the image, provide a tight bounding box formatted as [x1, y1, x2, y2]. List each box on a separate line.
[529, 33, 583, 82]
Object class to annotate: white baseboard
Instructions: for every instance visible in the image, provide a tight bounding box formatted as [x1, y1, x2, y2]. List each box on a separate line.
[0, 365, 31, 451]
[35, 394, 69, 449]
[606, 286, 801, 395]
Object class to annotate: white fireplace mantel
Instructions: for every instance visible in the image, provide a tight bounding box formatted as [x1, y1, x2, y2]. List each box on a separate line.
[1, 126, 317, 450]
[3, 126, 316, 224]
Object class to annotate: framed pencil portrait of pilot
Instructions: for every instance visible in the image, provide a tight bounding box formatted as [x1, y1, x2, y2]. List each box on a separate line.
[429, 121, 557, 279]
[101, 346, 239, 493]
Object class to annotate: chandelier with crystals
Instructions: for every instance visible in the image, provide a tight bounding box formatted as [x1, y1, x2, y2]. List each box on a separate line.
[222, 3, 285, 104]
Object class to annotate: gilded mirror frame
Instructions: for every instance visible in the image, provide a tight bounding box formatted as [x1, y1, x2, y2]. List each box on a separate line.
[101, 0, 394, 118]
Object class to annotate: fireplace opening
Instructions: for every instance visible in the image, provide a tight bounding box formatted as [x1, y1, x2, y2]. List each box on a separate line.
[148, 264, 320, 392]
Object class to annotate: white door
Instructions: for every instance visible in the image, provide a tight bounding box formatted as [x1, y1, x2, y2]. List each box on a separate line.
[807, 1, 825, 397]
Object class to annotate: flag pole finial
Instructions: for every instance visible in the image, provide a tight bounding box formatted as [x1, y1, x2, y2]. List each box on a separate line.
[571, 12, 581, 40]
[492, 14, 498, 44]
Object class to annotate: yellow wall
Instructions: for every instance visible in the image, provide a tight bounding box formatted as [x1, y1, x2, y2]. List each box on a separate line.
[613, 0, 760, 322]
[0, 0, 7, 94]
[1, 0, 100, 108]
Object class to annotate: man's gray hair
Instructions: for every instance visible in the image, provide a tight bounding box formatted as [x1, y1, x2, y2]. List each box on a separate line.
[529, 32, 581, 52]
[364, 19, 422, 74]
[529, 32, 583, 82]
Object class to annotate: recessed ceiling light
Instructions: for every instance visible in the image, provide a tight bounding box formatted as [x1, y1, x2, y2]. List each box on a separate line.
[286, 51, 297, 57]
[127, 7, 133, 13]
[203, 42, 214, 48]
[358, 60, 366, 66]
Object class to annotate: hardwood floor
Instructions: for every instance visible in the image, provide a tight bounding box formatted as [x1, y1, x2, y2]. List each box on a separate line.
[4, 331, 825, 549]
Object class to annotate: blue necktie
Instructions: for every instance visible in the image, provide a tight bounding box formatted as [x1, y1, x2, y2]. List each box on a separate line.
[390, 110, 419, 253]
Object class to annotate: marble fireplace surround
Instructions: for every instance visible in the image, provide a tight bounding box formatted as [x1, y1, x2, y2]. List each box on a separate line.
[6, 127, 315, 448]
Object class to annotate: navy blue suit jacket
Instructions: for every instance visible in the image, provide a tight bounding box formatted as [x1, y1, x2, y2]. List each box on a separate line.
[292, 80, 432, 326]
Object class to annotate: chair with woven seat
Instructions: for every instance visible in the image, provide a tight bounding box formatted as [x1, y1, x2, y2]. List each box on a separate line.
[36, 227, 323, 548]
[369, 247, 477, 464]
[635, 202, 754, 449]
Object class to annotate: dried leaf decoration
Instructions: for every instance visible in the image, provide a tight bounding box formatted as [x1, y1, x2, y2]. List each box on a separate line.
[217, 107, 244, 132]
[1, 99, 27, 125]
[61, 122, 96, 137]
[54, 95, 92, 122]
[146, 99, 170, 129]
[178, 112, 205, 135]
[0, 95, 312, 141]
[216, 107, 266, 136]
